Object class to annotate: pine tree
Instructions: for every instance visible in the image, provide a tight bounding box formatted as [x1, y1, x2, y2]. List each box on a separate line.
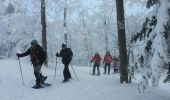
[130, 0, 170, 91]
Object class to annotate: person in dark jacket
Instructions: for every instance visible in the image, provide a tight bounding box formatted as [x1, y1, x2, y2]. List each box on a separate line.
[91, 52, 102, 75]
[16, 40, 47, 88]
[56, 44, 73, 82]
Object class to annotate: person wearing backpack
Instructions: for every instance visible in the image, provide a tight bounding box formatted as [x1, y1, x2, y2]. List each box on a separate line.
[112, 56, 119, 74]
[16, 40, 47, 88]
[103, 51, 113, 75]
[91, 52, 102, 75]
[56, 44, 73, 82]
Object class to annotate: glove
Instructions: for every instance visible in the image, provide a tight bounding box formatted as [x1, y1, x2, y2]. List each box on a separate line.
[56, 52, 59, 57]
[90, 60, 93, 63]
[16, 53, 20, 59]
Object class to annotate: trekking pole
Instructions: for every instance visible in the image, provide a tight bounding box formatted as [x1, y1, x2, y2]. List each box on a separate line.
[54, 56, 57, 80]
[18, 58, 25, 85]
[70, 63, 79, 82]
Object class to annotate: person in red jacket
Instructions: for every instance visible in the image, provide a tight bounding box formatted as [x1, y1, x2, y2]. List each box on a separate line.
[91, 52, 102, 75]
[103, 51, 113, 74]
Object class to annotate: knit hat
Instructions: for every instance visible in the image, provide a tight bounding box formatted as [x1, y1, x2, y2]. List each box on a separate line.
[31, 40, 38, 45]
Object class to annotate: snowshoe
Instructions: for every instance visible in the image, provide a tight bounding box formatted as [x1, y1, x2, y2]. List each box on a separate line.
[32, 83, 52, 89]
[42, 83, 52, 87]
[32, 84, 42, 89]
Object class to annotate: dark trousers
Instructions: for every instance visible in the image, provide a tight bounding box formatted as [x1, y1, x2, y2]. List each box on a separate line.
[104, 63, 111, 74]
[63, 63, 71, 80]
[93, 63, 100, 75]
[33, 65, 45, 84]
[113, 65, 119, 73]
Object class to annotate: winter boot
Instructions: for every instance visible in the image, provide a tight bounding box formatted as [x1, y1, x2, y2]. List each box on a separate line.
[62, 79, 68, 83]
[32, 83, 42, 89]
[41, 76, 48, 84]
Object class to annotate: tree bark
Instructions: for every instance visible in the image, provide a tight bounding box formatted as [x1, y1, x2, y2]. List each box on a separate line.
[115, 0, 128, 83]
[64, 0, 68, 46]
[41, 0, 47, 66]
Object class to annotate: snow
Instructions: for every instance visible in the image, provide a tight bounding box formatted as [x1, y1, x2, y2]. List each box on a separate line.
[0, 59, 170, 100]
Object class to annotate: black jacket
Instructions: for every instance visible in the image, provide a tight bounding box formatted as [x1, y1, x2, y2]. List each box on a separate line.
[18, 45, 46, 66]
[57, 48, 73, 64]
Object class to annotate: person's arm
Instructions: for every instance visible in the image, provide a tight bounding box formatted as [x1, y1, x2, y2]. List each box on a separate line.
[56, 49, 62, 57]
[103, 55, 106, 63]
[17, 48, 31, 58]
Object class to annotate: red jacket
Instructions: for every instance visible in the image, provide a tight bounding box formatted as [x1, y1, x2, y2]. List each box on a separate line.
[91, 54, 102, 64]
[104, 54, 113, 64]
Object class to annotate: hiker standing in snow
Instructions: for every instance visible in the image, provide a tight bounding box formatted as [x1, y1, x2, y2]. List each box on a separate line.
[16, 40, 47, 88]
[56, 44, 73, 82]
[91, 52, 102, 75]
[112, 56, 119, 73]
[103, 51, 113, 75]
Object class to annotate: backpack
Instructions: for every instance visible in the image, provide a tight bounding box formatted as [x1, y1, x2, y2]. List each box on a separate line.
[30, 45, 47, 61]
[66, 48, 73, 61]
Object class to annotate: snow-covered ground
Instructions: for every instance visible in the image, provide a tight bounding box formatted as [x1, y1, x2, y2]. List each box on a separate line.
[0, 59, 170, 100]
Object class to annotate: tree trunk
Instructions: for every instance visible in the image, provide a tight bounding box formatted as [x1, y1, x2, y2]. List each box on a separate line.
[115, 0, 128, 83]
[64, 0, 68, 46]
[41, 0, 47, 66]
[104, 20, 109, 51]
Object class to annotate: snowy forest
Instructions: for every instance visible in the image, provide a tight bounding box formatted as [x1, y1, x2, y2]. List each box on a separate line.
[0, 0, 170, 100]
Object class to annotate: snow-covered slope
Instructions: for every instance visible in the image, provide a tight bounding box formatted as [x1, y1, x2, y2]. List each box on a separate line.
[0, 59, 170, 100]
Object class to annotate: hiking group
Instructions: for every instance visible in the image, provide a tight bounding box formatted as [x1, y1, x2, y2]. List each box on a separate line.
[16, 39, 121, 88]
[16, 40, 73, 88]
[91, 51, 119, 75]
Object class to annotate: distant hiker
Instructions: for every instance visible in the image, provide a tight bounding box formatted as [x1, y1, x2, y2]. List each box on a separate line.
[112, 56, 119, 74]
[91, 52, 102, 75]
[16, 40, 47, 88]
[56, 44, 73, 82]
[103, 51, 113, 75]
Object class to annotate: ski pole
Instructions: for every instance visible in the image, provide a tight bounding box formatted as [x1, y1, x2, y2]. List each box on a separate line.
[70, 63, 79, 82]
[18, 58, 25, 85]
[54, 56, 57, 80]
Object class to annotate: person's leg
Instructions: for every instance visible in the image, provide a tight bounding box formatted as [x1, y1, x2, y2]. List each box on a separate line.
[108, 63, 111, 74]
[65, 63, 71, 79]
[93, 64, 96, 75]
[63, 64, 68, 81]
[104, 63, 107, 74]
[97, 63, 100, 75]
[33, 65, 41, 86]
[40, 73, 47, 84]
[113, 66, 118, 73]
